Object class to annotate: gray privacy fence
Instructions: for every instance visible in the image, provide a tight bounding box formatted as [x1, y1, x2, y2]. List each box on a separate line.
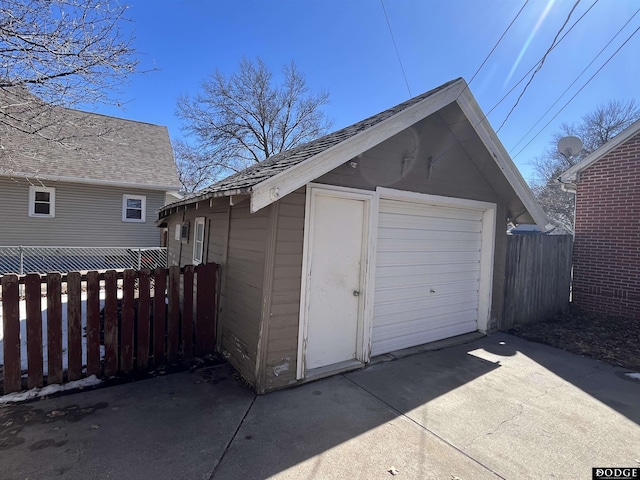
[501, 234, 574, 329]
[0, 246, 167, 275]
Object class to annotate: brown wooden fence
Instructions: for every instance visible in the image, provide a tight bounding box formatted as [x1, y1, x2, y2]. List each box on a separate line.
[501, 235, 573, 329]
[1, 263, 219, 394]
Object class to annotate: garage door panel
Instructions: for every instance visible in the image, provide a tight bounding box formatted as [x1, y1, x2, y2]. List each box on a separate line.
[374, 291, 480, 317]
[374, 299, 479, 326]
[371, 319, 479, 356]
[376, 263, 481, 278]
[376, 250, 481, 266]
[380, 200, 484, 222]
[377, 227, 482, 242]
[373, 196, 489, 355]
[375, 281, 480, 302]
[379, 214, 482, 233]
[376, 237, 482, 253]
[375, 270, 481, 289]
[374, 309, 478, 338]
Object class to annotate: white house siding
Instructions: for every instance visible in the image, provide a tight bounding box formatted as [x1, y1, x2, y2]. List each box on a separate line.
[0, 177, 165, 247]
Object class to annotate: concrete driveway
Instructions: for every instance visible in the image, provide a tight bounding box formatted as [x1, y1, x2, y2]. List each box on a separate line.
[1, 333, 638, 479]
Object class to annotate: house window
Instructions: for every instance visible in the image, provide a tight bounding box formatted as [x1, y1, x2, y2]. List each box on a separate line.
[193, 217, 205, 265]
[174, 224, 181, 241]
[28, 186, 55, 218]
[122, 195, 146, 222]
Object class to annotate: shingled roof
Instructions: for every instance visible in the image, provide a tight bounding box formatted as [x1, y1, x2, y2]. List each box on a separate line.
[163, 78, 462, 210]
[0, 89, 179, 190]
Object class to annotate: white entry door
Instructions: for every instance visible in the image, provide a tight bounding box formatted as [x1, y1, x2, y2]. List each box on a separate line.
[302, 189, 368, 373]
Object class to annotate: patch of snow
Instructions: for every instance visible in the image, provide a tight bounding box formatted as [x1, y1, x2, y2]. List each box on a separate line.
[0, 375, 102, 404]
[625, 372, 640, 381]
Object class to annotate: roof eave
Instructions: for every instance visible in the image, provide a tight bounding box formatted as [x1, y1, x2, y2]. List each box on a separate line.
[0, 171, 180, 191]
[455, 88, 549, 230]
[248, 79, 467, 213]
[158, 187, 252, 215]
[559, 118, 640, 183]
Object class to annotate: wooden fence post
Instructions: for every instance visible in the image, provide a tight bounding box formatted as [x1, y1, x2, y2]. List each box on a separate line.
[120, 269, 136, 374]
[195, 263, 208, 356]
[46, 272, 63, 384]
[103, 270, 118, 377]
[86, 271, 101, 377]
[182, 265, 194, 361]
[66, 272, 83, 381]
[167, 266, 180, 363]
[25, 273, 43, 389]
[1, 275, 21, 393]
[137, 269, 151, 370]
[153, 269, 167, 366]
[204, 262, 218, 353]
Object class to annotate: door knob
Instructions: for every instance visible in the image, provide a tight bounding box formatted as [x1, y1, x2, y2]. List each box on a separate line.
[353, 290, 360, 296]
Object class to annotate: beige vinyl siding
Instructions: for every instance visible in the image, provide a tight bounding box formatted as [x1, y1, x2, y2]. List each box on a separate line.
[219, 201, 269, 386]
[164, 199, 228, 267]
[1, 177, 165, 246]
[262, 188, 306, 391]
[162, 197, 268, 388]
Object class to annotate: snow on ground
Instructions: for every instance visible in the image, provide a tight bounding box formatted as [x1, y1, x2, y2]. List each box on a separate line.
[0, 292, 106, 373]
[625, 372, 640, 381]
[0, 375, 102, 404]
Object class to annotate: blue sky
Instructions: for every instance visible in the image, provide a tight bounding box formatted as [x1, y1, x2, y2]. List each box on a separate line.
[94, 0, 640, 183]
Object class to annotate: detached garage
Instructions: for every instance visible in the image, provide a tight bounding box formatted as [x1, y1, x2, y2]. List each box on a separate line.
[158, 78, 548, 393]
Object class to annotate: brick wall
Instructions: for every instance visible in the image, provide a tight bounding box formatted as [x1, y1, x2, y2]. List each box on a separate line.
[572, 131, 640, 319]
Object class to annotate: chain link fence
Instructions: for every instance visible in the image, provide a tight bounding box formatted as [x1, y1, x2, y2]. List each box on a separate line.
[0, 246, 167, 275]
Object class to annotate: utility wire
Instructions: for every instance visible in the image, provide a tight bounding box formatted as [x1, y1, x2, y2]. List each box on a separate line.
[467, 0, 530, 88]
[509, 7, 640, 154]
[483, 0, 598, 120]
[512, 23, 640, 160]
[381, 0, 412, 97]
[496, 0, 582, 133]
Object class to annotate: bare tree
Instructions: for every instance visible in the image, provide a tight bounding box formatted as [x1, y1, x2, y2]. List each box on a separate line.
[0, 0, 140, 176]
[175, 58, 332, 192]
[530, 100, 640, 234]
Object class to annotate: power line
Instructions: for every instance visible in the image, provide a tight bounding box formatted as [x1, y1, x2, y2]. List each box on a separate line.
[483, 0, 598, 120]
[380, 0, 412, 97]
[467, 0, 530, 88]
[511, 23, 640, 160]
[509, 7, 640, 154]
[496, 0, 582, 133]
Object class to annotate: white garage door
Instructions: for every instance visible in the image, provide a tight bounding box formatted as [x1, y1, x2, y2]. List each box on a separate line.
[372, 196, 489, 356]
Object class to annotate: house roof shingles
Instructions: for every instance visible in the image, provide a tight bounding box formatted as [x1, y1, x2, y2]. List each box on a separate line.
[1, 90, 179, 190]
[166, 78, 461, 209]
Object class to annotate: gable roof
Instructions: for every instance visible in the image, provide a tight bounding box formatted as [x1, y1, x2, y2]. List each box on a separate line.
[559, 118, 640, 186]
[0, 89, 180, 191]
[160, 78, 548, 228]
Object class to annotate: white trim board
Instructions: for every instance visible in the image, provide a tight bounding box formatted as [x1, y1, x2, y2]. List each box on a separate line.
[296, 185, 376, 379]
[251, 80, 466, 214]
[245, 79, 545, 234]
[455, 88, 549, 229]
[559, 118, 640, 184]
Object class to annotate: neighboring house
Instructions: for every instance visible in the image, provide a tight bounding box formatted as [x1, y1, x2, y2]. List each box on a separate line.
[0, 100, 180, 247]
[158, 78, 548, 393]
[558, 118, 640, 320]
